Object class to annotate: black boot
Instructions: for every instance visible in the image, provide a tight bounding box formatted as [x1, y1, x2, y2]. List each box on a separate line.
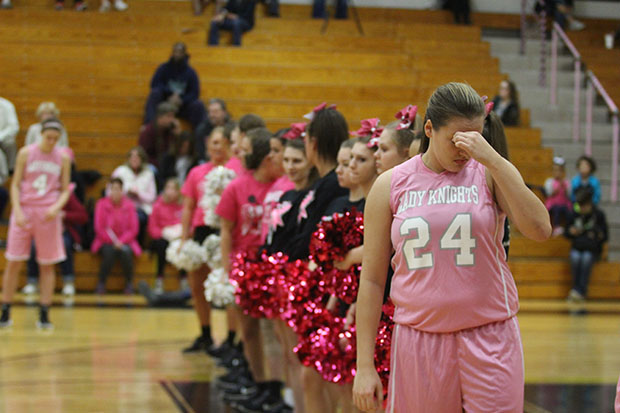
[234, 380, 288, 413]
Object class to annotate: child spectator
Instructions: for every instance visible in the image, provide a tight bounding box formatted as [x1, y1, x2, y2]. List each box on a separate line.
[25, 102, 69, 148]
[22, 186, 88, 297]
[111, 146, 157, 243]
[148, 178, 185, 294]
[545, 156, 572, 236]
[571, 155, 601, 205]
[91, 178, 141, 294]
[565, 187, 608, 301]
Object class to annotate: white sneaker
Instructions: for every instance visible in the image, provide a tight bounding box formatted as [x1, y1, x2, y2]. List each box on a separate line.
[99, 0, 110, 12]
[569, 19, 585, 31]
[114, 0, 128, 11]
[62, 283, 75, 296]
[567, 289, 585, 302]
[21, 283, 38, 295]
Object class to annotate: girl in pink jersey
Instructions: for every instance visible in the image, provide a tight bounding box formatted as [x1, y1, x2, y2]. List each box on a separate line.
[0, 118, 71, 329]
[180, 125, 244, 353]
[353, 83, 551, 413]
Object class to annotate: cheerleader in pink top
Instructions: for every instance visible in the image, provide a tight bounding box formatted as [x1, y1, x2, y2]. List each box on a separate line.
[0, 118, 71, 330]
[353, 83, 552, 413]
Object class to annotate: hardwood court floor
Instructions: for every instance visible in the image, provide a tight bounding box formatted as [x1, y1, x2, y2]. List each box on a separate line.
[1, 296, 619, 413]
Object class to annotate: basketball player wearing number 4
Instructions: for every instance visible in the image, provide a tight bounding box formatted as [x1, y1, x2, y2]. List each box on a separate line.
[0, 118, 72, 330]
[353, 83, 551, 413]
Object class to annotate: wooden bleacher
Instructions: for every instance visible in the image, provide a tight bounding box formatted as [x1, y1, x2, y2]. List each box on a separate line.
[0, 1, 617, 298]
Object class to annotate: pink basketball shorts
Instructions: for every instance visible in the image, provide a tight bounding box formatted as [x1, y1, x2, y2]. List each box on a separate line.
[386, 317, 524, 413]
[6, 205, 66, 265]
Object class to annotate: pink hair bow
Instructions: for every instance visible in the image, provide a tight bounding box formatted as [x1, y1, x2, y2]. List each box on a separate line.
[485, 102, 494, 117]
[395, 105, 418, 130]
[351, 118, 383, 141]
[303, 102, 337, 121]
[282, 122, 307, 140]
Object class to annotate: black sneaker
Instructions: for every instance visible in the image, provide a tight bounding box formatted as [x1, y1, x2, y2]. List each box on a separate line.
[0, 306, 11, 328]
[233, 381, 285, 412]
[36, 309, 53, 330]
[217, 346, 246, 369]
[207, 339, 234, 359]
[182, 335, 212, 353]
[221, 374, 259, 403]
[217, 366, 251, 391]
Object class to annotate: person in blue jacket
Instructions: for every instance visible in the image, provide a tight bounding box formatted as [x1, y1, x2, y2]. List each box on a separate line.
[571, 155, 601, 205]
[143, 43, 207, 131]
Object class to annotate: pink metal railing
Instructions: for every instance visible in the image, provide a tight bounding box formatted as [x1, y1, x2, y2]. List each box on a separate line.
[549, 22, 619, 202]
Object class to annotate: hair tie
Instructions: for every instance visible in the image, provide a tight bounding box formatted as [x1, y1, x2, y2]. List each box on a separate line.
[303, 102, 337, 121]
[395, 105, 418, 130]
[351, 118, 383, 141]
[485, 102, 494, 117]
[282, 122, 307, 140]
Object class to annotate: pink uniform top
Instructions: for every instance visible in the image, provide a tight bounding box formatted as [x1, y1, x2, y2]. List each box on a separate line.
[215, 172, 275, 257]
[20, 144, 64, 207]
[389, 155, 518, 333]
[261, 175, 295, 244]
[181, 157, 244, 230]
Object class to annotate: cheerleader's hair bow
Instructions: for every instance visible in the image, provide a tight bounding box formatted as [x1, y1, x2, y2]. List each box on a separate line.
[485, 102, 494, 117]
[350, 118, 383, 148]
[395, 105, 418, 130]
[282, 122, 308, 140]
[303, 102, 338, 121]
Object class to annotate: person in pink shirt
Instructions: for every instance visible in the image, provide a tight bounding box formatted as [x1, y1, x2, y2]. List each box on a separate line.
[0, 118, 71, 330]
[544, 156, 572, 236]
[216, 127, 281, 403]
[148, 178, 185, 293]
[91, 178, 142, 295]
[180, 125, 244, 354]
[353, 83, 552, 413]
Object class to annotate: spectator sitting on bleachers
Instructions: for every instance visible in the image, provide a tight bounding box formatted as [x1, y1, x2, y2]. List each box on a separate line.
[54, 0, 87, 11]
[139, 102, 181, 169]
[159, 131, 198, 186]
[571, 155, 601, 205]
[111, 146, 156, 244]
[26, 102, 69, 148]
[194, 98, 230, 162]
[545, 156, 572, 236]
[143, 43, 206, 131]
[565, 187, 608, 301]
[491, 80, 520, 127]
[92, 178, 141, 295]
[22, 184, 88, 297]
[0, 96, 19, 172]
[208, 0, 257, 46]
[99, 0, 127, 12]
[537, 0, 585, 31]
[147, 178, 186, 294]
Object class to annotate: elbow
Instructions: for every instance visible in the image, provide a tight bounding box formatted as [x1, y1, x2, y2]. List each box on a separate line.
[528, 221, 552, 242]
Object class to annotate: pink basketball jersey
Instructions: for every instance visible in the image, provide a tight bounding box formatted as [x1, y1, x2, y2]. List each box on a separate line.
[389, 155, 518, 333]
[20, 144, 64, 206]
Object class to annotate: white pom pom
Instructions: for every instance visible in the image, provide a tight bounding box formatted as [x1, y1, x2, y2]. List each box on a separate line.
[204, 267, 236, 307]
[203, 234, 222, 269]
[198, 166, 237, 228]
[165, 239, 206, 272]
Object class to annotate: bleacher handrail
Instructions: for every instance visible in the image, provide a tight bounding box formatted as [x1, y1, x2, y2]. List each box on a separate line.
[548, 21, 619, 202]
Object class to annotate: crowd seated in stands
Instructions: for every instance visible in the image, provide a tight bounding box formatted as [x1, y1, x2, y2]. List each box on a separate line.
[143, 43, 206, 131]
[208, 0, 258, 46]
[159, 131, 198, 186]
[139, 102, 181, 169]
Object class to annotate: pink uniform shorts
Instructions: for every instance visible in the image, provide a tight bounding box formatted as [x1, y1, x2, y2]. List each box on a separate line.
[5, 205, 66, 265]
[386, 317, 524, 413]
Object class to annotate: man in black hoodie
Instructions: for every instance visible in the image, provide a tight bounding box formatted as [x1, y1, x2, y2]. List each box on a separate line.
[143, 42, 207, 131]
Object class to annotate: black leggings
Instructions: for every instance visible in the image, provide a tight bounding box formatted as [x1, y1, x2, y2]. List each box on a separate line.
[98, 244, 134, 284]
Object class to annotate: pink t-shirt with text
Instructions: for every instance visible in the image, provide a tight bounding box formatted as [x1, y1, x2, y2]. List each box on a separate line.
[215, 172, 275, 257]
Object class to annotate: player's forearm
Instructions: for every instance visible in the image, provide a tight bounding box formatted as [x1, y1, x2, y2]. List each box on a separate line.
[355, 280, 384, 371]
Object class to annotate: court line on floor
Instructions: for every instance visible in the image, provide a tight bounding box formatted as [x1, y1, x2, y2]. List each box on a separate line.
[161, 380, 196, 413]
